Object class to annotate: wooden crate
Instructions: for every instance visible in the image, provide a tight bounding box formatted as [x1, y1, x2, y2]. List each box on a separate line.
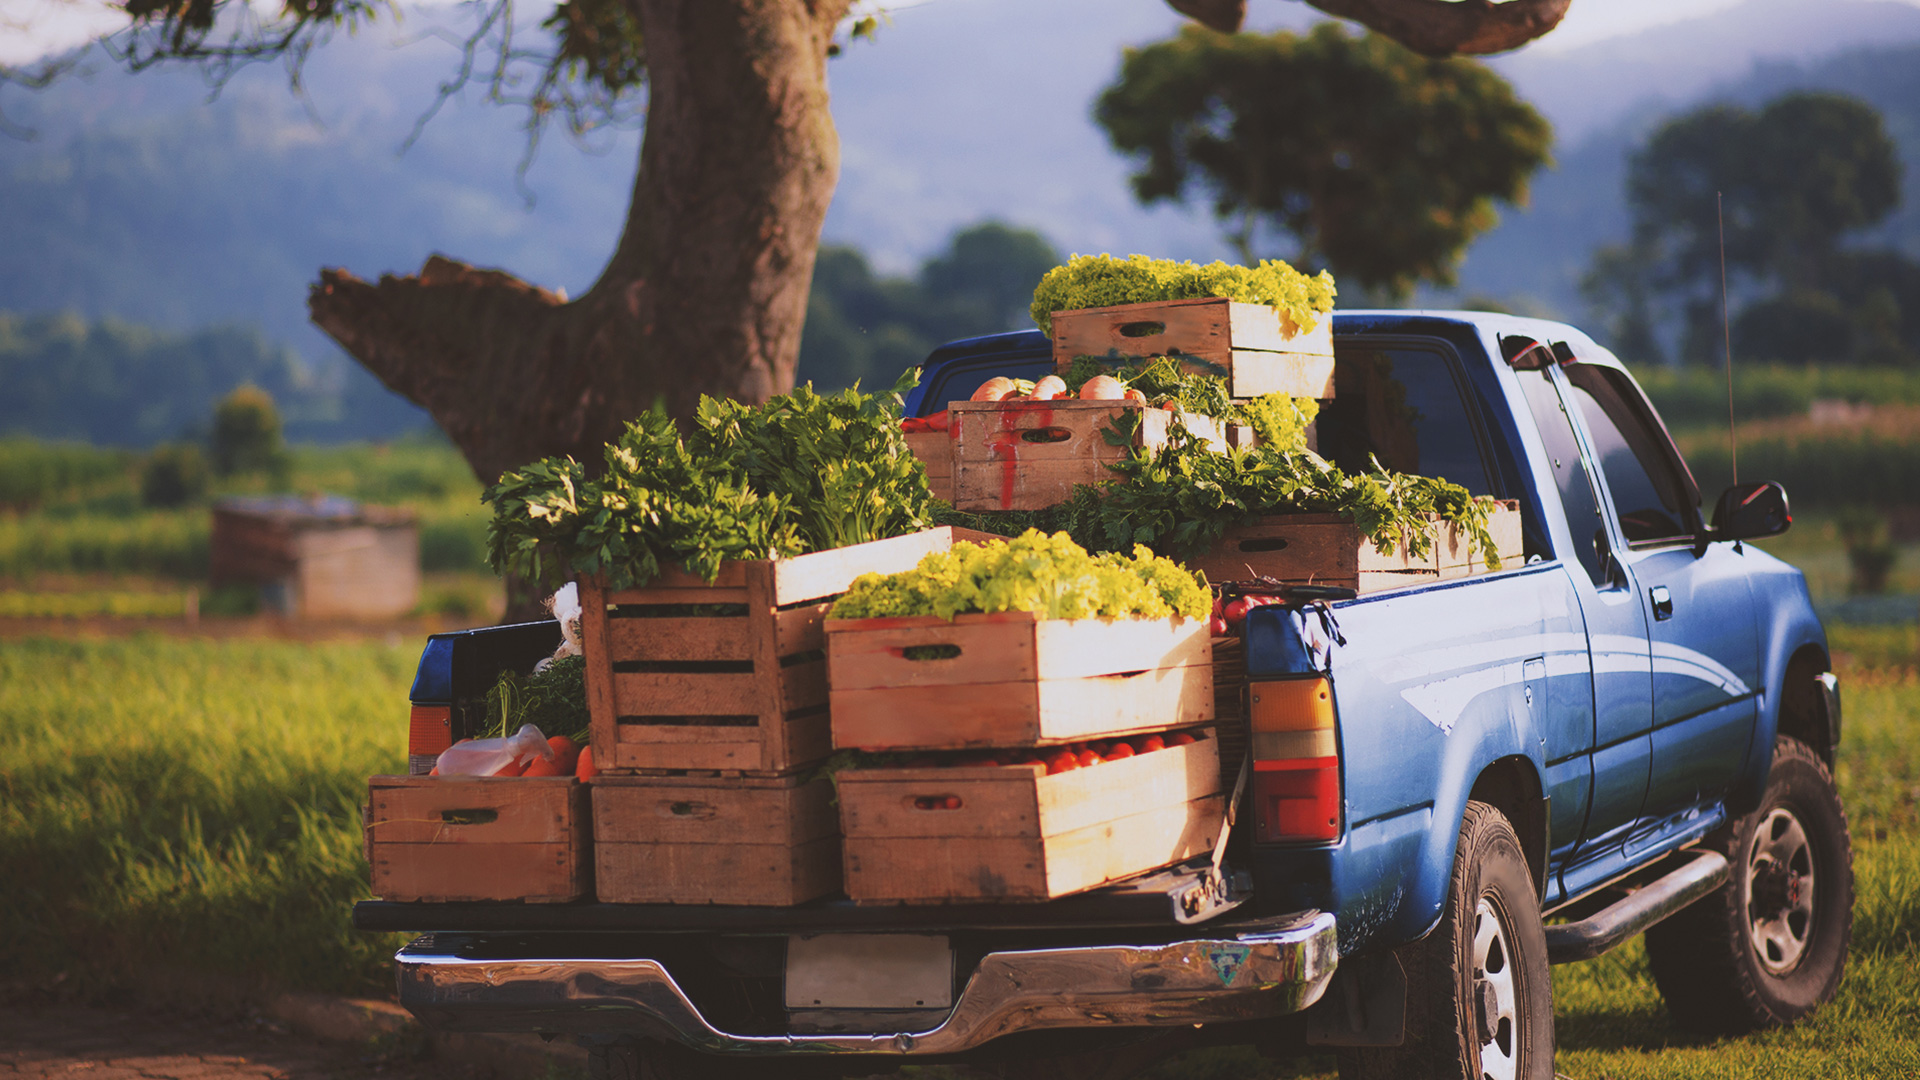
[838, 732, 1224, 902]
[1184, 501, 1523, 593]
[364, 775, 589, 903]
[949, 398, 1230, 512]
[905, 430, 953, 503]
[826, 610, 1214, 751]
[580, 528, 962, 775]
[594, 774, 840, 905]
[1049, 298, 1336, 400]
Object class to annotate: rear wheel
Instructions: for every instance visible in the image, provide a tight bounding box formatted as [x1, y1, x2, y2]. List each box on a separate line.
[1339, 801, 1554, 1080]
[1645, 736, 1853, 1033]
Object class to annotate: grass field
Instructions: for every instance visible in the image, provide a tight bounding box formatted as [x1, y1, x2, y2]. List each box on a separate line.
[0, 627, 1912, 1074]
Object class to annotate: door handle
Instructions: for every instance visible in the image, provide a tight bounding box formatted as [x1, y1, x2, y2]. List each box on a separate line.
[1650, 585, 1673, 621]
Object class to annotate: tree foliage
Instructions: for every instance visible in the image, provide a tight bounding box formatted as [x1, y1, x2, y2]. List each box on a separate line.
[799, 222, 1060, 391]
[1095, 23, 1552, 300]
[1588, 90, 1916, 366]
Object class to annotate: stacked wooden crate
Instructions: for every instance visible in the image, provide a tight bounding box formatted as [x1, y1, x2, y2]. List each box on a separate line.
[931, 297, 1332, 513]
[364, 775, 591, 903]
[825, 609, 1225, 902]
[579, 528, 964, 906]
[1185, 501, 1524, 594]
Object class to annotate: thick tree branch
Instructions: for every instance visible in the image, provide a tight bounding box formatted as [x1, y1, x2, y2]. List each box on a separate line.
[1167, 0, 1246, 33]
[1303, 0, 1570, 56]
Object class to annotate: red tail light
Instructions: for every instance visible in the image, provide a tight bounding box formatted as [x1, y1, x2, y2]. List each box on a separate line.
[408, 704, 452, 775]
[1248, 677, 1341, 842]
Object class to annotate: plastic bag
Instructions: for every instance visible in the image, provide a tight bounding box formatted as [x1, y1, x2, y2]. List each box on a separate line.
[435, 723, 553, 776]
[534, 582, 584, 673]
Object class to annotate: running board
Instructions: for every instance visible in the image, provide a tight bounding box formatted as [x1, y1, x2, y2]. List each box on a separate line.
[1544, 850, 1731, 964]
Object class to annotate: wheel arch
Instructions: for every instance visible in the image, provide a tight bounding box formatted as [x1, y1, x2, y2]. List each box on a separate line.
[1469, 755, 1550, 901]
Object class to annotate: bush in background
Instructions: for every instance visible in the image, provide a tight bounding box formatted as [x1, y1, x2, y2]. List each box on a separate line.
[210, 384, 288, 479]
[139, 443, 209, 508]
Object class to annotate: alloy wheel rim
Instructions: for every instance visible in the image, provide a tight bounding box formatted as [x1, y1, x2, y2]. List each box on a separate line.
[1746, 806, 1816, 975]
[1472, 897, 1518, 1080]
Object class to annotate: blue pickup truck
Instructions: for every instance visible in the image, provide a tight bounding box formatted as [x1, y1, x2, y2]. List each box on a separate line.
[355, 311, 1853, 1080]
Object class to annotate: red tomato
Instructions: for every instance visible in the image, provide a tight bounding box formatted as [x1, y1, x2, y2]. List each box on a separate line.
[1106, 742, 1135, 760]
[1076, 748, 1102, 768]
[1168, 732, 1198, 747]
[1222, 597, 1252, 628]
[1209, 615, 1230, 636]
[1046, 752, 1080, 775]
[941, 795, 963, 810]
[1140, 735, 1166, 753]
[1161, 401, 1178, 411]
[1122, 387, 1148, 404]
[574, 744, 599, 780]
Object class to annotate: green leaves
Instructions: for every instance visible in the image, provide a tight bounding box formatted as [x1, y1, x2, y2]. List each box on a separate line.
[830, 530, 1211, 622]
[485, 372, 936, 589]
[1030, 253, 1335, 335]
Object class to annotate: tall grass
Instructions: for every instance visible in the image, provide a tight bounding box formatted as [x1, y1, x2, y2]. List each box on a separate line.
[0, 635, 417, 994]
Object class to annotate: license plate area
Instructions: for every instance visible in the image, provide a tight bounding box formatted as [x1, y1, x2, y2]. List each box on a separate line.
[783, 933, 954, 1011]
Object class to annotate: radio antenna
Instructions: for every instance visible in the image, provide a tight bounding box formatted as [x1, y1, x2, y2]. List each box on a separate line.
[1718, 191, 1738, 486]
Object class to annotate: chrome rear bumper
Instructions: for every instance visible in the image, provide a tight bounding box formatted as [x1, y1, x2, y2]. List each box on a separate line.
[394, 911, 1338, 1056]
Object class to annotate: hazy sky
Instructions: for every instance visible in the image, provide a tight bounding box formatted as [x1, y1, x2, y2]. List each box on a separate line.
[9, 0, 1915, 66]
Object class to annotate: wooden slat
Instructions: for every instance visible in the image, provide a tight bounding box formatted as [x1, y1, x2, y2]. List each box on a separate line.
[1038, 795, 1224, 898]
[1226, 349, 1337, 400]
[778, 658, 829, 713]
[374, 841, 586, 903]
[612, 739, 763, 772]
[593, 776, 837, 846]
[840, 775, 1224, 902]
[613, 670, 761, 716]
[951, 459, 1126, 513]
[780, 708, 834, 773]
[366, 777, 590, 903]
[844, 836, 1046, 901]
[1048, 298, 1335, 400]
[605, 586, 752, 605]
[837, 766, 1044, 839]
[366, 776, 578, 844]
[597, 836, 841, 905]
[826, 613, 1208, 689]
[1032, 735, 1219, 836]
[831, 663, 1211, 750]
[826, 616, 1040, 691]
[607, 616, 753, 662]
[951, 400, 1140, 463]
[774, 603, 830, 657]
[770, 527, 957, 607]
[580, 577, 620, 773]
[1436, 501, 1523, 573]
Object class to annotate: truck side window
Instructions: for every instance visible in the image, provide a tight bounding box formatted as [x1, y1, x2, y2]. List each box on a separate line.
[1562, 366, 1695, 545]
[1518, 370, 1609, 586]
[1317, 347, 1493, 496]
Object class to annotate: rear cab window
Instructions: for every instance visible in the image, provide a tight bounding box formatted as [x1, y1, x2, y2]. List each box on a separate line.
[1317, 344, 1496, 498]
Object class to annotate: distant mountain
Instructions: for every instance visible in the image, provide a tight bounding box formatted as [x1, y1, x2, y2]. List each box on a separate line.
[1491, 0, 1920, 141]
[1449, 41, 1920, 331]
[2, 0, 1918, 444]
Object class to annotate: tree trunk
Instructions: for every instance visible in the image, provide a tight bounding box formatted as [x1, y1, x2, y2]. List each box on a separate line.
[309, 0, 851, 489]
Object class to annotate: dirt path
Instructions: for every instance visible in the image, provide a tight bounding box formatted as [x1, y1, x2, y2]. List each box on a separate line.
[0, 1003, 433, 1080]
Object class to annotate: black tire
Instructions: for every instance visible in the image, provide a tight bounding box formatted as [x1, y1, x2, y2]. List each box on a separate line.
[1645, 736, 1854, 1034]
[1339, 801, 1555, 1080]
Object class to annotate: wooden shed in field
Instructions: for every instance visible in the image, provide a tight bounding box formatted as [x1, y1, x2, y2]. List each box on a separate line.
[210, 495, 419, 618]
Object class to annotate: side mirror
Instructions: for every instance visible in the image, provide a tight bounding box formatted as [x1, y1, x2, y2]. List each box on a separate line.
[1712, 481, 1791, 541]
